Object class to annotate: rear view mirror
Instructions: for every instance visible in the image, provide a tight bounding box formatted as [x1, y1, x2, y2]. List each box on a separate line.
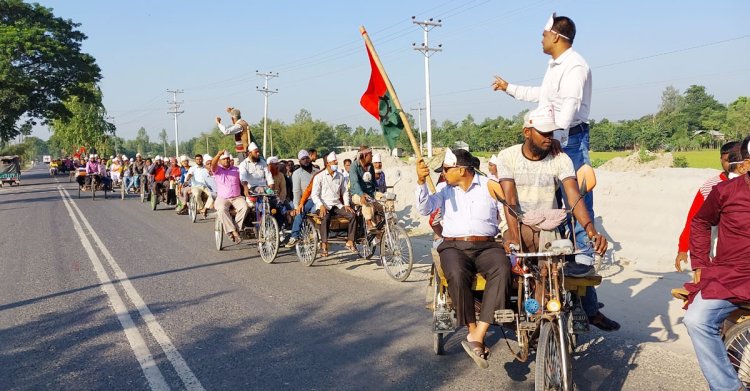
[576, 164, 597, 196]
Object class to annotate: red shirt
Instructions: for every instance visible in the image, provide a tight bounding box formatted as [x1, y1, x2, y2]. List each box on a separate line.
[685, 174, 750, 306]
[677, 173, 727, 252]
[153, 166, 167, 182]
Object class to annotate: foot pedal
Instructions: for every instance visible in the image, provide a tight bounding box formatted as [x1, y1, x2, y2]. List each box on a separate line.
[570, 304, 589, 334]
[493, 309, 516, 324]
[433, 309, 456, 332]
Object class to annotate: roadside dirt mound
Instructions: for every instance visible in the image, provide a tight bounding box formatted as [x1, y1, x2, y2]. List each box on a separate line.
[599, 151, 674, 172]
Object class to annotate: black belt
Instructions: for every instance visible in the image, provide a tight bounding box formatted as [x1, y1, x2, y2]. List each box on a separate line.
[568, 123, 587, 136]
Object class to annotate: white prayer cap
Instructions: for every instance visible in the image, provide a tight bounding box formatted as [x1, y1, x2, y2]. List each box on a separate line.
[110, 155, 114, 159]
[523, 105, 558, 134]
[155, 155, 163, 161]
[489, 154, 498, 166]
[89, 154, 95, 159]
[443, 148, 457, 167]
[203, 154, 212, 160]
[297, 150, 310, 160]
[372, 153, 382, 163]
[221, 150, 231, 159]
[122, 155, 128, 160]
[267, 156, 279, 164]
[248, 142, 259, 151]
[544, 13, 555, 31]
[136, 153, 142, 157]
[179, 155, 189, 162]
[327, 152, 338, 162]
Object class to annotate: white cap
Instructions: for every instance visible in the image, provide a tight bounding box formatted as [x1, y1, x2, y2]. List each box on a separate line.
[267, 156, 279, 164]
[297, 150, 310, 160]
[372, 153, 382, 163]
[443, 148, 457, 167]
[523, 105, 558, 134]
[489, 154, 498, 166]
[89, 154, 95, 159]
[110, 155, 114, 159]
[155, 155, 162, 161]
[221, 150, 231, 159]
[122, 155, 128, 160]
[203, 154, 212, 161]
[326, 152, 338, 162]
[179, 155, 189, 162]
[544, 13, 555, 31]
[248, 142, 259, 151]
[136, 153, 141, 157]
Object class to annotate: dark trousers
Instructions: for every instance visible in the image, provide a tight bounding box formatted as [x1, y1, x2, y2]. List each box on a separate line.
[151, 180, 168, 201]
[319, 206, 356, 243]
[438, 240, 510, 326]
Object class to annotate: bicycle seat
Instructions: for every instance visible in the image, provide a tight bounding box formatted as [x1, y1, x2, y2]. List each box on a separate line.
[563, 275, 602, 296]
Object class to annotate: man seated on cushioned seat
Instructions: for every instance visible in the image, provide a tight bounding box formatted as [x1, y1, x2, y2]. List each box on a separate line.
[496, 105, 616, 331]
[311, 152, 356, 256]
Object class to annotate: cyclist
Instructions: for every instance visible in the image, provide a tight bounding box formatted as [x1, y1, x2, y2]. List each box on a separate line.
[183, 154, 214, 216]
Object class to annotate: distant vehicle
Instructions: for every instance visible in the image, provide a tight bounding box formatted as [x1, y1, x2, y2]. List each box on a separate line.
[0, 155, 21, 187]
[43, 155, 51, 164]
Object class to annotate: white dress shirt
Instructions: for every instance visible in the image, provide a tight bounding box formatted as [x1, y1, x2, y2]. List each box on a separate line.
[416, 174, 500, 238]
[505, 48, 591, 144]
[239, 158, 274, 188]
[311, 169, 349, 210]
[187, 165, 210, 187]
[218, 122, 243, 135]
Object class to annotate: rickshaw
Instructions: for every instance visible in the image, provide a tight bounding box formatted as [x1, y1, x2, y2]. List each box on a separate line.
[427, 167, 602, 390]
[188, 188, 215, 223]
[213, 189, 281, 264]
[147, 178, 177, 211]
[294, 172, 413, 282]
[78, 173, 109, 199]
[0, 155, 21, 187]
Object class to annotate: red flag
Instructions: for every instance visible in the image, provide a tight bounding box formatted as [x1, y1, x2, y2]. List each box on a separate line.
[360, 43, 387, 119]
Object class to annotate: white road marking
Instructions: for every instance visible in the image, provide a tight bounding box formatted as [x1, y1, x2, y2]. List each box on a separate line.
[57, 187, 170, 391]
[60, 187, 205, 391]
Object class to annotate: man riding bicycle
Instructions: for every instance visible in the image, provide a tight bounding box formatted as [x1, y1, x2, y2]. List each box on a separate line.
[238, 142, 274, 200]
[183, 154, 214, 216]
[211, 150, 248, 244]
[149, 156, 168, 203]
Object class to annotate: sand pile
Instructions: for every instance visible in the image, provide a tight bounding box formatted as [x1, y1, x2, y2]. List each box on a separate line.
[599, 151, 674, 171]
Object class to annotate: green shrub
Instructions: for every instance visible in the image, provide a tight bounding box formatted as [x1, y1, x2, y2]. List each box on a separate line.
[591, 158, 607, 168]
[672, 156, 689, 168]
[638, 148, 656, 163]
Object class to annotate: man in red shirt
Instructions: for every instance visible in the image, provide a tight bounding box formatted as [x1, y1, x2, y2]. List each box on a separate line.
[674, 141, 741, 272]
[683, 135, 750, 391]
[149, 156, 169, 204]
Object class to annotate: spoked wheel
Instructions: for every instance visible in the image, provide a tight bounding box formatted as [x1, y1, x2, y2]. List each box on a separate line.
[91, 178, 97, 200]
[258, 212, 280, 264]
[725, 319, 750, 388]
[78, 184, 81, 199]
[140, 181, 146, 203]
[120, 181, 125, 200]
[381, 225, 414, 282]
[214, 217, 225, 251]
[189, 195, 198, 223]
[295, 218, 318, 267]
[535, 320, 573, 391]
[150, 189, 158, 210]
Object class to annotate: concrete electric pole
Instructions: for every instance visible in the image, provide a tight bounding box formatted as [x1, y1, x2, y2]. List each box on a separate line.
[167, 89, 184, 158]
[256, 72, 279, 157]
[412, 17, 442, 158]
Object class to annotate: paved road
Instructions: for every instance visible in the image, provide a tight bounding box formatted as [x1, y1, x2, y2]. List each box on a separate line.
[0, 167, 708, 390]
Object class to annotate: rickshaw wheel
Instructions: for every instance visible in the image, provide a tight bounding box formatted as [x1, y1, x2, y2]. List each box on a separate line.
[140, 181, 146, 203]
[214, 217, 224, 251]
[78, 185, 81, 199]
[104, 183, 108, 199]
[535, 320, 572, 391]
[189, 195, 197, 223]
[120, 181, 125, 200]
[724, 318, 750, 387]
[381, 225, 414, 282]
[258, 212, 280, 264]
[91, 178, 96, 200]
[296, 218, 318, 267]
[150, 189, 157, 210]
[356, 235, 376, 260]
[433, 333, 445, 355]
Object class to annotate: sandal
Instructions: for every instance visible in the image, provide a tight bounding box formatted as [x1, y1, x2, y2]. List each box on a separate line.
[588, 311, 620, 332]
[345, 243, 357, 254]
[320, 244, 329, 257]
[461, 340, 490, 369]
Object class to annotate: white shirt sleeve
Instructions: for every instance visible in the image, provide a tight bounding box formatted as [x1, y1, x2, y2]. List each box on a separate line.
[264, 166, 274, 186]
[311, 174, 324, 210]
[555, 65, 588, 130]
[239, 161, 250, 184]
[217, 122, 243, 135]
[341, 176, 350, 207]
[416, 183, 445, 216]
[505, 84, 541, 103]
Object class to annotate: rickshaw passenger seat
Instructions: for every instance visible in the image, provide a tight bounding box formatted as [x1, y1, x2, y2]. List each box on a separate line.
[563, 275, 603, 296]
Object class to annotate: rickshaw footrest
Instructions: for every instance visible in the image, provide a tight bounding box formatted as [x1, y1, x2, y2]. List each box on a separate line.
[493, 309, 516, 324]
[433, 309, 455, 332]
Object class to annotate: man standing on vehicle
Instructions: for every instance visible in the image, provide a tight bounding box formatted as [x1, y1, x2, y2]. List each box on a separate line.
[492, 13, 597, 271]
[311, 152, 356, 256]
[683, 135, 750, 391]
[211, 150, 248, 244]
[216, 107, 253, 153]
[416, 147, 511, 369]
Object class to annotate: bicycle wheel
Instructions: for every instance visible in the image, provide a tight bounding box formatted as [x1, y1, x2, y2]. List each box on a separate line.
[120, 181, 125, 200]
[150, 189, 157, 210]
[91, 177, 96, 200]
[535, 320, 573, 391]
[140, 180, 146, 203]
[214, 217, 224, 251]
[725, 319, 750, 388]
[189, 195, 197, 223]
[381, 225, 414, 282]
[258, 211, 280, 264]
[295, 218, 318, 267]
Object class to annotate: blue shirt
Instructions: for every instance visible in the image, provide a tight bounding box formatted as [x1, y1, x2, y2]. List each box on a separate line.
[416, 174, 500, 238]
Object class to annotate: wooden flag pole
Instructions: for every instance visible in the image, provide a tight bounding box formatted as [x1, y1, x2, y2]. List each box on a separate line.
[360, 26, 436, 193]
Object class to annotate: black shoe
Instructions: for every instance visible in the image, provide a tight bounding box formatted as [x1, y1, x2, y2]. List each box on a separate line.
[564, 263, 595, 278]
[588, 311, 620, 332]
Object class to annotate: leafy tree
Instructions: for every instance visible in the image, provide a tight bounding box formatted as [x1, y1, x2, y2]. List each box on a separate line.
[723, 96, 750, 141]
[158, 128, 168, 156]
[134, 127, 150, 155]
[0, 0, 102, 142]
[48, 84, 114, 156]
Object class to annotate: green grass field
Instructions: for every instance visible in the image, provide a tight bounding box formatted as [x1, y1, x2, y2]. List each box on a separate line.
[590, 149, 721, 169]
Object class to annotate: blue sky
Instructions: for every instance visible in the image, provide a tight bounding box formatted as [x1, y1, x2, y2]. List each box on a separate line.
[31, 0, 749, 143]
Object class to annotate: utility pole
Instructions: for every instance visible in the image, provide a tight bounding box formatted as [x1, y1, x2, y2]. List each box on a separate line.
[167, 89, 184, 158]
[205, 136, 209, 155]
[410, 105, 425, 155]
[256, 71, 279, 157]
[105, 116, 118, 155]
[412, 16, 442, 158]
